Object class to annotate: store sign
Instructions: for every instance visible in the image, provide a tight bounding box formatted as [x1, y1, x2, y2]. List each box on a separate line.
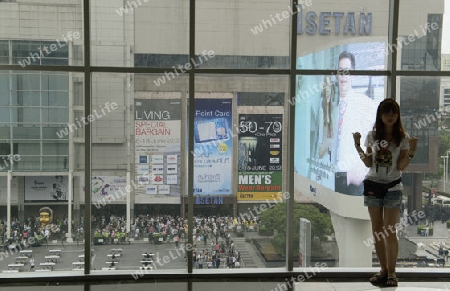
[298, 12, 372, 35]
[195, 196, 224, 205]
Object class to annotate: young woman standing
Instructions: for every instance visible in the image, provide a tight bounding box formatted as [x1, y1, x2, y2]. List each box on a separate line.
[353, 98, 418, 287]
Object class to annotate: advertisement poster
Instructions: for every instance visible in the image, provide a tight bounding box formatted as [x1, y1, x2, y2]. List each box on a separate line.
[134, 98, 181, 200]
[25, 176, 69, 201]
[294, 43, 385, 196]
[193, 99, 232, 195]
[86, 176, 128, 203]
[238, 114, 283, 200]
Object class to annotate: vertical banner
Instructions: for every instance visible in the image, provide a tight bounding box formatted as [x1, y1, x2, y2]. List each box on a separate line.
[193, 99, 232, 195]
[134, 98, 181, 200]
[238, 114, 283, 200]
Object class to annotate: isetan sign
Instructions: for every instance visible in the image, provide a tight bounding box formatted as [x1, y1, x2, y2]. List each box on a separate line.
[298, 12, 372, 35]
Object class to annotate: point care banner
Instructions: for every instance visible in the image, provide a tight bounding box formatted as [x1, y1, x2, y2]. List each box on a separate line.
[193, 99, 232, 195]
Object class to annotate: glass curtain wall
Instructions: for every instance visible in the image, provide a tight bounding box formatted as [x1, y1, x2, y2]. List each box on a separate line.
[0, 0, 449, 279]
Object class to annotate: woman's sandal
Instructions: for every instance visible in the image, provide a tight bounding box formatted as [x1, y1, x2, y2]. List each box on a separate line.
[386, 276, 398, 287]
[369, 272, 388, 285]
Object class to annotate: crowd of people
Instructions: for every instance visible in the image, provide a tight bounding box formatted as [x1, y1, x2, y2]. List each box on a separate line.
[91, 214, 259, 246]
[1, 213, 251, 270]
[192, 241, 243, 269]
[1, 216, 70, 245]
[0, 213, 260, 247]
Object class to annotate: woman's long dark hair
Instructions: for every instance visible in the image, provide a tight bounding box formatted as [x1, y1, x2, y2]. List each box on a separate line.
[374, 98, 405, 147]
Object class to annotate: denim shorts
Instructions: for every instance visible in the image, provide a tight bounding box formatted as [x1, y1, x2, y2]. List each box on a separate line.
[364, 190, 403, 209]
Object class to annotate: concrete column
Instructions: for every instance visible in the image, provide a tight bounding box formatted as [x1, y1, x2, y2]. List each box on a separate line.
[330, 211, 373, 267]
[127, 171, 131, 235]
[6, 171, 11, 239]
[67, 171, 73, 242]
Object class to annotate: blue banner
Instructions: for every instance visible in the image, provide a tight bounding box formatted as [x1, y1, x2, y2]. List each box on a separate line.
[193, 99, 232, 195]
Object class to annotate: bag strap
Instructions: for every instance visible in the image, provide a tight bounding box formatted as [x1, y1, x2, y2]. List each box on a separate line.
[386, 178, 402, 189]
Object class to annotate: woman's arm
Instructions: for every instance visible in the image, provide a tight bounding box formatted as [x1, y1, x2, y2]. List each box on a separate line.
[353, 132, 372, 168]
[397, 149, 413, 171]
[355, 144, 373, 168]
[397, 136, 418, 171]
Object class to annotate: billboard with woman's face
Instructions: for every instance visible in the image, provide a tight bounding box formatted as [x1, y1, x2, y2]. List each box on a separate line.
[294, 42, 386, 196]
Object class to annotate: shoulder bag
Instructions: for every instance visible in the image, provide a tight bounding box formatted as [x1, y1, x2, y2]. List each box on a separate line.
[363, 178, 401, 199]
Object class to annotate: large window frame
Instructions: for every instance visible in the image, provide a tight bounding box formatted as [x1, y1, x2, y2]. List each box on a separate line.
[0, 0, 449, 284]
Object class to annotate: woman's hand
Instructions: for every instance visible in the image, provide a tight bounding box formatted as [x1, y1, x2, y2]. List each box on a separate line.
[409, 136, 419, 152]
[352, 132, 361, 145]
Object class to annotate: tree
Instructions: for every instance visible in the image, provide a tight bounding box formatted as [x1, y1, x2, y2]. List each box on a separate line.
[259, 202, 333, 256]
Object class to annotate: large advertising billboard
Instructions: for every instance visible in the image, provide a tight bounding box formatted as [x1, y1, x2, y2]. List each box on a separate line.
[238, 114, 283, 200]
[294, 43, 385, 196]
[193, 99, 232, 195]
[134, 98, 181, 202]
[24, 176, 69, 201]
[81, 176, 128, 204]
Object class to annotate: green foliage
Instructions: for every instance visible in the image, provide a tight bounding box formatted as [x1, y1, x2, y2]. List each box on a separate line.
[259, 202, 333, 256]
[417, 226, 434, 236]
[31, 234, 44, 246]
[153, 233, 162, 244]
[258, 226, 274, 236]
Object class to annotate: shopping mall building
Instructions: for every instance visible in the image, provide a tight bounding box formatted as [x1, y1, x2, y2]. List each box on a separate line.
[0, 0, 449, 288]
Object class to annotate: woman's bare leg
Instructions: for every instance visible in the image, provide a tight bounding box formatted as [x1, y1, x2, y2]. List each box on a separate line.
[383, 207, 401, 278]
[368, 207, 388, 275]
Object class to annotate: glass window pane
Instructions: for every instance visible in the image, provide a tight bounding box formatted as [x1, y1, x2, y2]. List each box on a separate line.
[0, 127, 10, 141]
[296, 1, 389, 70]
[42, 74, 69, 91]
[0, 107, 9, 122]
[17, 142, 40, 155]
[43, 142, 68, 156]
[42, 156, 67, 171]
[21, 108, 40, 123]
[17, 91, 40, 106]
[42, 91, 69, 107]
[399, 76, 440, 164]
[0, 40, 8, 64]
[294, 74, 387, 267]
[0, 71, 82, 274]
[0, 0, 447, 278]
[5, 0, 84, 68]
[0, 143, 11, 155]
[0, 92, 9, 106]
[399, 1, 445, 71]
[91, 0, 170, 67]
[195, 0, 289, 69]
[43, 126, 69, 140]
[42, 108, 69, 124]
[0, 73, 9, 92]
[90, 73, 186, 272]
[12, 124, 40, 139]
[194, 75, 288, 270]
[15, 156, 40, 171]
[15, 73, 40, 90]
